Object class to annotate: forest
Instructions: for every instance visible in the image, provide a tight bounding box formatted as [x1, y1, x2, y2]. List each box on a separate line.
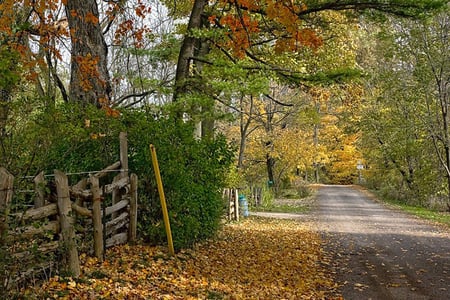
[0, 0, 448, 295]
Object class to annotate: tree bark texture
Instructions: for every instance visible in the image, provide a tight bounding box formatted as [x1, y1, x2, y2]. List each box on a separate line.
[173, 0, 208, 104]
[65, 0, 111, 106]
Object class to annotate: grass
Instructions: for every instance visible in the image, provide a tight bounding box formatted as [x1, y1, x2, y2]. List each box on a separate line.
[388, 202, 450, 227]
[250, 187, 315, 214]
[361, 187, 450, 228]
[252, 203, 310, 214]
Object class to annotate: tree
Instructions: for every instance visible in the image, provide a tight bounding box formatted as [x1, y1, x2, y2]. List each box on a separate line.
[172, 0, 446, 105]
[359, 9, 449, 207]
[65, 0, 111, 106]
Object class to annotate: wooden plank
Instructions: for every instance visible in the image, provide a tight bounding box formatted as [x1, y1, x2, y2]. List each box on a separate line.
[11, 203, 57, 221]
[72, 178, 88, 209]
[129, 173, 138, 243]
[12, 241, 59, 259]
[73, 177, 88, 191]
[70, 177, 129, 200]
[104, 199, 128, 217]
[90, 175, 103, 261]
[70, 187, 92, 199]
[33, 171, 45, 208]
[8, 221, 59, 240]
[111, 174, 121, 220]
[106, 212, 128, 236]
[71, 202, 92, 218]
[55, 170, 80, 278]
[104, 177, 129, 194]
[106, 232, 128, 248]
[93, 161, 121, 179]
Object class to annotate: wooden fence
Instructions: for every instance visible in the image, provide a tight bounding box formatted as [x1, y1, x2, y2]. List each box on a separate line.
[250, 186, 263, 206]
[223, 188, 239, 221]
[0, 132, 137, 289]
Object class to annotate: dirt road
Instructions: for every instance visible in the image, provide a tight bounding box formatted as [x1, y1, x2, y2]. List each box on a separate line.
[315, 185, 450, 300]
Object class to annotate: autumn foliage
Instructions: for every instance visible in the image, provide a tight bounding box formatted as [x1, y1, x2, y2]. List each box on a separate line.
[23, 218, 340, 299]
[208, 0, 322, 58]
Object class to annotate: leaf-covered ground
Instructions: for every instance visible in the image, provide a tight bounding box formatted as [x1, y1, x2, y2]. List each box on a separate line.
[23, 217, 341, 299]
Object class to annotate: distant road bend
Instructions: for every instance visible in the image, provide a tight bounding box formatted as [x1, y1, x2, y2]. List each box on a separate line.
[315, 185, 450, 300]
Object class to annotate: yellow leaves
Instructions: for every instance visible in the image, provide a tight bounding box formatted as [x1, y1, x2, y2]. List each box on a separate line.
[27, 218, 340, 299]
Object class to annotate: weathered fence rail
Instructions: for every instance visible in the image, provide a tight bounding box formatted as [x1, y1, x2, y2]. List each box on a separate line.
[0, 132, 137, 290]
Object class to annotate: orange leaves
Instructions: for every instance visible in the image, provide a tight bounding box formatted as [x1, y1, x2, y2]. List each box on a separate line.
[104, 106, 120, 118]
[114, 20, 151, 48]
[75, 54, 100, 91]
[135, 0, 152, 18]
[295, 28, 323, 49]
[111, 0, 151, 48]
[215, 0, 321, 58]
[266, 0, 322, 53]
[26, 218, 340, 299]
[220, 12, 260, 58]
[266, 0, 302, 33]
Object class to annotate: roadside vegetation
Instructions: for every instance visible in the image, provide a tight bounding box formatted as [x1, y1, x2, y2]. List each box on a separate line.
[249, 184, 316, 214]
[355, 186, 450, 228]
[376, 194, 450, 228]
[1, 0, 448, 297]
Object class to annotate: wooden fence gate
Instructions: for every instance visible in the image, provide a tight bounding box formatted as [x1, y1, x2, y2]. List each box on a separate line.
[0, 132, 137, 289]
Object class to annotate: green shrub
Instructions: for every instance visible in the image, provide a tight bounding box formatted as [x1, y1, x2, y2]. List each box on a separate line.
[121, 108, 234, 249]
[7, 103, 234, 250]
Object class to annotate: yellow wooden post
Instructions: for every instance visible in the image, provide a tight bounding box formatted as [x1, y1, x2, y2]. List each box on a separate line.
[150, 144, 175, 256]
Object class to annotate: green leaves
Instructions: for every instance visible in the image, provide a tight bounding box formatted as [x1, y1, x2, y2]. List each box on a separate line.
[0, 46, 20, 90]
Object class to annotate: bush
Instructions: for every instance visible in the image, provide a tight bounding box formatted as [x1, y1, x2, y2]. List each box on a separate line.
[6, 102, 234, 250]
[121, 108, 234, 249]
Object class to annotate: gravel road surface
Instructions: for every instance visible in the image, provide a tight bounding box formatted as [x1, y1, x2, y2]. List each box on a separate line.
[315, 185, 450, 300]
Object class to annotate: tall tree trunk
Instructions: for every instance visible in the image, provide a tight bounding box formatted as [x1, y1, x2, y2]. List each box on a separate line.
[238, 95, 254, 168]
[313, 123, 319, 183]
[266, 153, 275, 185]
[173, 0, 207, 105]
[65, 0, 111, 106]
[196, 38, 213, 138]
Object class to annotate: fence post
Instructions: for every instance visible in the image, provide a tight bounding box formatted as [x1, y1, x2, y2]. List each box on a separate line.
[234, 189, 239, 221]
[129, 173, 138, 243]
[224, 189, 232, 220]
[0, 167, 14, 241]
[117, 132, 128, 221]
[90, 175, 104, 261]
[33, 171, 45, 208]
[119, 132, 128, 178]
[55, 170, 80, 277]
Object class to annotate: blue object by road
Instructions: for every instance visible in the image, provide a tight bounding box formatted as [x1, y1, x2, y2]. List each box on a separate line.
[239, 194, 249, 217]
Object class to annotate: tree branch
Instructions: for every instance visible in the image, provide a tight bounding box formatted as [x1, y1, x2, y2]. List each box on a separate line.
[112, 90, 156, 107]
